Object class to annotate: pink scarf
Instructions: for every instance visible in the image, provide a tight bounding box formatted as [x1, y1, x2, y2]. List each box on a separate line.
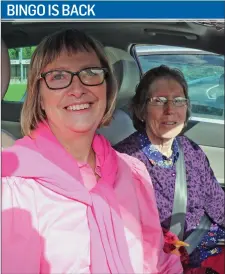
[2, 122, 134, 274]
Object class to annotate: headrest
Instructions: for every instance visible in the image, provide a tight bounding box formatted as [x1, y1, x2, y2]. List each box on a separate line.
[98, 109, 135, 145]
[104, 47, 140, 108]
[1, 39, 10, 99]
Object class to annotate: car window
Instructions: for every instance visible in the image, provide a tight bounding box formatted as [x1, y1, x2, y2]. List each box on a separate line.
[135, 45, 224, 122]
[3, 46, 36, 102]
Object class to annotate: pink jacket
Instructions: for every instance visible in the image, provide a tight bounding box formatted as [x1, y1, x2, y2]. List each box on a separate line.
[2, 122, 182, 274]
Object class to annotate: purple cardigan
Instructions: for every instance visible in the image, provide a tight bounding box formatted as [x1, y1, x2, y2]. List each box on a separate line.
[114, 132, 225, 238]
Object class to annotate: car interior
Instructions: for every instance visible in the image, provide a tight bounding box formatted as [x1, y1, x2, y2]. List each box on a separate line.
[1, 21, 224, 190]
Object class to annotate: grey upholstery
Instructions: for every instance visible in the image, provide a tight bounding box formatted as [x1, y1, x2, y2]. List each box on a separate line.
[97, 47, 139, 144]
[1, 39, 16, 148]
[104, 47, 140, 109]
[1, 39, 10, 98]
[98, 109, 135, 145]
[2, 129, 16, 148]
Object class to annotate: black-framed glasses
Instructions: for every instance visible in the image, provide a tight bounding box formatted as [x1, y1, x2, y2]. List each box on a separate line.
[38, 67, 108, 90]
[148, 96, 188, 107]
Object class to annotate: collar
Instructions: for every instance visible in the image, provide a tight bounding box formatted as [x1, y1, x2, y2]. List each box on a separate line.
[138, 131, 179, 168]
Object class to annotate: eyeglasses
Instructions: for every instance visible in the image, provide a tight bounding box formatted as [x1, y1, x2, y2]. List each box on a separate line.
[148, 96, 188, 107]
[38, 67, 108, 90]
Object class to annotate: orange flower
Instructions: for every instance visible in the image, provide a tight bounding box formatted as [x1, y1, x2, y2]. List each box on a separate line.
[171, 240, 189, 256]
[163, 228, 189, 256]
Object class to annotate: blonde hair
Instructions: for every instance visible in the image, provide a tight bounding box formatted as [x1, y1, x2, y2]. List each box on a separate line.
[21, 29, 117, 136]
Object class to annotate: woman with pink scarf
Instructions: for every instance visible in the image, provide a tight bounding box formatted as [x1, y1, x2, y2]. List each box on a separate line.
[2, 29, 182, 274]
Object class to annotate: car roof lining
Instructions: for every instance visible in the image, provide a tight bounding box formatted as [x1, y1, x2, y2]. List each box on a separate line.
[2, 21, 225, 55]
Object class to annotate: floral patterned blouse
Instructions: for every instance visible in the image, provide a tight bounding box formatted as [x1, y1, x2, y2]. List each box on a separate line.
[114, 131, 225, 267]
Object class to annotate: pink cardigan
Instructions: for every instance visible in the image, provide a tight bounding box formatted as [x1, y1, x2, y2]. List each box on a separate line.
[2, 122, 182, 274]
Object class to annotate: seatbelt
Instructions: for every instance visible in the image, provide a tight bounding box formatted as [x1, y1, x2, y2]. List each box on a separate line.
[169, 141, 187, 240]
[185, 215, 212, 254]
[169, 140, 212, 255]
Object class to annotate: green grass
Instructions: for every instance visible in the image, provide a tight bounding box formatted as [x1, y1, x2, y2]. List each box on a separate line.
[3, 83, 27, 102]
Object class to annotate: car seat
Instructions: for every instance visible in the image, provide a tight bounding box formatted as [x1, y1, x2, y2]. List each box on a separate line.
[1, 39, 16, 148]
[97, 47, 140, 145]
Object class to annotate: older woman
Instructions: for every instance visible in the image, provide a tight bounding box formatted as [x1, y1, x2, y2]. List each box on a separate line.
[1, 31, 182, 274]
[115, 65, 225, 274]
